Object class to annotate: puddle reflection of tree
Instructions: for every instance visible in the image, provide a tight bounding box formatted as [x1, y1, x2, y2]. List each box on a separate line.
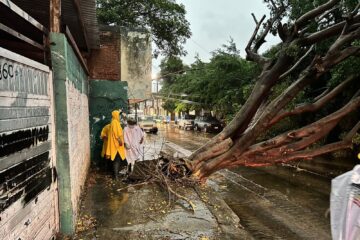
[108, 192, 129, 213]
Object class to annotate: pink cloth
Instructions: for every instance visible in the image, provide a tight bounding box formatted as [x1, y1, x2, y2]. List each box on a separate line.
[124, 125, 144, 164]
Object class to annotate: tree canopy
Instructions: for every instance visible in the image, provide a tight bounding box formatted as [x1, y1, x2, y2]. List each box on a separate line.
[160, 39, 260, 121]
[96, 0, 191, 57]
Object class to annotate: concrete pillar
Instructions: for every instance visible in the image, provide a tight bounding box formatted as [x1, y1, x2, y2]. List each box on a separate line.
[50, 32, 91, 235]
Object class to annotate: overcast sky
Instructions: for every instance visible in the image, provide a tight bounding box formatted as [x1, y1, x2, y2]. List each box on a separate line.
[152, 0, 279, 79]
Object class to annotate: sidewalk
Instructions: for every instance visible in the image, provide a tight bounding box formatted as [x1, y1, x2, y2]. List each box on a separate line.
[69, 140, 250, 240]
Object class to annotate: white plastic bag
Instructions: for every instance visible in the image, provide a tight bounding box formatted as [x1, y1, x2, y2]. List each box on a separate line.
[331, 165, 360, 240]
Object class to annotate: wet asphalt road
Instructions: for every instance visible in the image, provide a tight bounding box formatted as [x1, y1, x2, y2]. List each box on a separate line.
[149, 123, 357, 240]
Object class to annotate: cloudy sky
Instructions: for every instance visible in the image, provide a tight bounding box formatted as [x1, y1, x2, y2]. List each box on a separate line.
[152, 0, 279, 77]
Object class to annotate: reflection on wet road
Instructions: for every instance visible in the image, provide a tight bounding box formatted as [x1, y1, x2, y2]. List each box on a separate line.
[150, 124, 357, 239]
[145, 123, 211, 151]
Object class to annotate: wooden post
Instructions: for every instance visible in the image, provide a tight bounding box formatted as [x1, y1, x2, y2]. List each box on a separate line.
[50, 0, 61, 33]
[43, 34, 51, 66]
[72, 0, 90, 52]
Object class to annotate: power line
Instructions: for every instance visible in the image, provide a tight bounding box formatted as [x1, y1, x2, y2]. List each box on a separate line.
[190, 38, 210, 55]
[153, 93, 204, 105]
[151, 67, 205, 80]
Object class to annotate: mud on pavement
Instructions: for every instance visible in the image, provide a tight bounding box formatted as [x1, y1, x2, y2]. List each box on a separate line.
[64, 168, 248, 240]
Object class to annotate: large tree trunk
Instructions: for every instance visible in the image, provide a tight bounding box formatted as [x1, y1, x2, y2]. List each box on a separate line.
[187, 0, 360, 181]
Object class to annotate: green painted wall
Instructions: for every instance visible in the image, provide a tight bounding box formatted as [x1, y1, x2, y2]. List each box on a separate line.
[89, 80, 128, 164]
[50, 32, 88, 235]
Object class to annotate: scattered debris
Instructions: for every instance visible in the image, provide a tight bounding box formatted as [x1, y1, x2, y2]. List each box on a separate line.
[119, 155, 199, 212]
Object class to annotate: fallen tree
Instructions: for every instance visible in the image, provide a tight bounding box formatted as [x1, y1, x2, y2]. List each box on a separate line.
[184, 0, 360, 180]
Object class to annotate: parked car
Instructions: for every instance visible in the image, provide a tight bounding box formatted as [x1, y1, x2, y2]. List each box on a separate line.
[194, 116, 223, 133]
[139, 116, 158, 133]
[127, 113, 143, 123]
[154, 116, 164, 123]
[163, 116, 170, 124]
[178, 115, 196, 130]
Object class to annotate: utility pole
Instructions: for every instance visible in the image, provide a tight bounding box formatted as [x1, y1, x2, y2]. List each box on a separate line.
[156, 80, 159, 115]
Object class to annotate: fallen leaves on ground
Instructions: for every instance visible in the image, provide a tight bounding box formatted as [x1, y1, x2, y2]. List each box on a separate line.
[75, 214, 97, 234]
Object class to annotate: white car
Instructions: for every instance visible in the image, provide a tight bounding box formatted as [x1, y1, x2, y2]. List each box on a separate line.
[139, 116, 158, 133]
[178, 115, 195, 130]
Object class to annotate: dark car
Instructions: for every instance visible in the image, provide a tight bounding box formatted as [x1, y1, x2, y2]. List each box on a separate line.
[194, 116, 223, 133]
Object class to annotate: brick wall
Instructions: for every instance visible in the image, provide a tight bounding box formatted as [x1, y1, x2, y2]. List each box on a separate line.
[66, 81, 90, 215]
[88, 31, 120, 80]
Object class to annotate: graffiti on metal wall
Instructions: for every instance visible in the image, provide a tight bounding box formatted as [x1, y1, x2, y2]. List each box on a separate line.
[0, 151, 54, 212]
[0, 58, 48, 95]
[0, 126, 49, 158]
[0, 52, 53, 215]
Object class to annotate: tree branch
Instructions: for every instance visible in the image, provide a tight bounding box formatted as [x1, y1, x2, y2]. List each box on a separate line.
[302, 14, 360, 45]
[351, 2, 360, 16]
[190, 138, 233, 169]
[344, 121, 360, 142]
[269, 75, 357, 125]
[314, 88, 330, 101]
[238, 119, 359, 167]
[279, 45, 314, 80]
[245, 14, 268, 64]
[197, 103, 340, 175]
[323, 46, 360, 69]
[295, 0, 340, 29]
[262, 120, 360, 164]
[265, 121, 337, 157]
[253, 6, 285, 52]
[352, 88, 360, 99]
[247, 97, 270, 129]
[246, 2, 285, 64]
[226, 140, 350, 168]
[262, 141, 351, 164]
[277, 23, 288, 41]
[251, 13, 259, 25]
[316, 5, 339, 23]
[328, 24, 360, 55]
[244, 96, 360, 162]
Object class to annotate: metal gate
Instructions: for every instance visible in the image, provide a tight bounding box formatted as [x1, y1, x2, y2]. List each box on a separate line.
[0, 47, 58, 239]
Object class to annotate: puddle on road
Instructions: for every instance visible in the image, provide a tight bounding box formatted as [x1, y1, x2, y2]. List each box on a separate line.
[108, 193, 129, 213]
[145, 124, 213, 152]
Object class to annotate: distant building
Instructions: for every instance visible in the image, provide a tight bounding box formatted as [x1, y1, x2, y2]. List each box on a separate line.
[88, 26, 152, 113]
[121, 30, 152, 101]
[152, 79, 163, 93]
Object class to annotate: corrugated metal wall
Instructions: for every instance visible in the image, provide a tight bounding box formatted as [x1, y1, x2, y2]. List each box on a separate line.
[0, 47, 58, 239]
